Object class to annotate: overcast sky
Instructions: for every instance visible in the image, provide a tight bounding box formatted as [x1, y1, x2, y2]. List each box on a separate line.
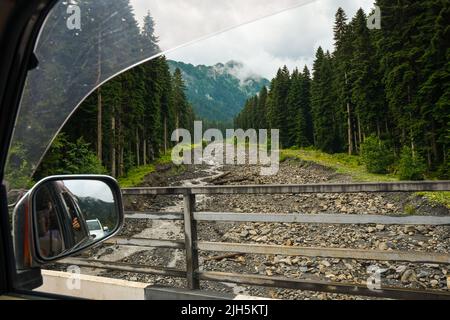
[64, 180, 114, 203]
[130, 0, 375, 79]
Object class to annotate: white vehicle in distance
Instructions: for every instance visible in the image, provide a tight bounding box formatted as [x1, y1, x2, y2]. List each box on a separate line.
[86, 219, 109, 239]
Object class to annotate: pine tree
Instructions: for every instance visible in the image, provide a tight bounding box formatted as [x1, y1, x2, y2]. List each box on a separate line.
[333, 7, 355, 154]
[311, 48, 341, 153]
[257, 86, 268, 129]
[350, 9, 384, 145]
[299, 66, 314, 147]
[286, 68, 302, 147]
[142, 11, 160, 55]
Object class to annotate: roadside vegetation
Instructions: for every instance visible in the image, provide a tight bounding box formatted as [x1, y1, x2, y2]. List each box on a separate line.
[281, 147, 450, 209]
[236, 4, 449, 181]
[117, 153, 173, 188]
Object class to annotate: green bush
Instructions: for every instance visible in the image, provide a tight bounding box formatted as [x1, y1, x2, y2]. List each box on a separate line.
[360, 136, 394, 174]
[398, 146, 427, 180]
[4, 143, 34, 189]
[35, 133, 106, 179]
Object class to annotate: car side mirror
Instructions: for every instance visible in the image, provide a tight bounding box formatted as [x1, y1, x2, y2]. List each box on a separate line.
[13, 175, 124, 270]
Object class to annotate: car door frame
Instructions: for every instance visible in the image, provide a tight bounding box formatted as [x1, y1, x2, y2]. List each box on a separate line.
[0, 0, 59, 296]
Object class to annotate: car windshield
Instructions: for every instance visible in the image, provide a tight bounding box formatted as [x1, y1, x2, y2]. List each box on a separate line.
[4, 0, 314, 192]
[6, 0, 450, 301]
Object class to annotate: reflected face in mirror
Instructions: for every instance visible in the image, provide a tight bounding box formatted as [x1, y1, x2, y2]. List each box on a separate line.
[34, 179, 119, 260]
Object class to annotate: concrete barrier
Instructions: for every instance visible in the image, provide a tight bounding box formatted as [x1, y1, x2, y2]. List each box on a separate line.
[36, 270, 148, 300]
[36, 270, 273, 300]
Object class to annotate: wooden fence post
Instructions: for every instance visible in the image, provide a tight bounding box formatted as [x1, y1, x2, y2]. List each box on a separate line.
[183, 193, 199, 289]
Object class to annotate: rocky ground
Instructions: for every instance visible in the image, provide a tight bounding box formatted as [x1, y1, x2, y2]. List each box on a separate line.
[60, 157, 450, 300]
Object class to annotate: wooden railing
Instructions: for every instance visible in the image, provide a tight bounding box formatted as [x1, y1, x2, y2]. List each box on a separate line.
[61, 181, 450, 300]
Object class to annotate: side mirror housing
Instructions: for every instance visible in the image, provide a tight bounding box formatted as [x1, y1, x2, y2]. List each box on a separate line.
[13, 175, 124, 270]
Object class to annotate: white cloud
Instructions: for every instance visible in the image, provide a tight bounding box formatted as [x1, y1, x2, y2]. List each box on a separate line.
[130, 0, 375, 79]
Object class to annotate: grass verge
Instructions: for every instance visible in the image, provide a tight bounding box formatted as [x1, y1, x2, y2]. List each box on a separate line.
[281, 148, 450, 209]
[118, 152, 173, 188]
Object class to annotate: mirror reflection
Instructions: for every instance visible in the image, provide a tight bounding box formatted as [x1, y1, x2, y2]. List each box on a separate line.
[34, 179, 118, 259]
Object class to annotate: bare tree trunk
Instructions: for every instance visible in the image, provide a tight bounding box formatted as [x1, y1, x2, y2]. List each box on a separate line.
[164, 116, 167, 154]
[117, 114, 124, 177]
[111, 114, 116, 177]
[136, 128, 140, 167]
[357, 114, 362, 145]
[411, 136, 416, 158]
[119, 145, 124, 177]
[345, 72, 353, 155]
[143, 135, 147, 165]
[407, 87, 416, 158]
[97, 88, 102, 162]
[409, 113, 415, 158]
[96, 30, 102, 164]
[347, 103, 353, 155]
[175, 114, 180, 142]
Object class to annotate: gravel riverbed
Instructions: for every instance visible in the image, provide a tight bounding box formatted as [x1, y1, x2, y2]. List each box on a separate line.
[59, 158, 450, 300]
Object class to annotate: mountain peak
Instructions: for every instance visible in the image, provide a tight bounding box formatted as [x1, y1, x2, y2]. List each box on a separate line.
[168, 60, 270, 122]
[225, 60, 244, 69]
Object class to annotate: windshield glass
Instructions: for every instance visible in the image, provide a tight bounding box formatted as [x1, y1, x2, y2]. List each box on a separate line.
[87, 220, 101, 231]
[7, 0, 450, 301]
[5, 0, 315, 190]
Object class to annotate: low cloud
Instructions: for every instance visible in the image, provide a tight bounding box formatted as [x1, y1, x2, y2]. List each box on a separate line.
[130, 0, 375, 79]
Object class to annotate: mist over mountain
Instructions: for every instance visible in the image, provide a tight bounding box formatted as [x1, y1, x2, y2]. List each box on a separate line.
[168, 60, 270, 122]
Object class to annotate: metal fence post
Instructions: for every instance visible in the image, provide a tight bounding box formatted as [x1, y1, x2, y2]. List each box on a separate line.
[183, 193, 200, 290]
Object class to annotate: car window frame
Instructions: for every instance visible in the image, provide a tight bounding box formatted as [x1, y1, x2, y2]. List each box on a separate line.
[0, 0, 60, 295]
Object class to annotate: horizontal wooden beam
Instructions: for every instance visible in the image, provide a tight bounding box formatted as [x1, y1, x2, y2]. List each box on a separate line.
[198, 271, 450, 300]
[122, 181, 450, 195]
[58, 258, 186, 278]
[122, 187, 188, 195]
[196, 241, 450, 264]
[194, 212, 450, 225]
[125, 212, 183, 221]
[105, 237, 185, 249]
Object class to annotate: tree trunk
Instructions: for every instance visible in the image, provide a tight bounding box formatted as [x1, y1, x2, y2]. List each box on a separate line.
[119, 145, 124, 177]
[409, 113, 415, 158]
[164, 116, 167, 154]
[345, 72, 353, 155]
[117, 113, 124, 177]
[136, 128, 140, 167]
[175, 114, 180, 142]
[143, 135, 147, 165]
[97, 88, 102, 163]
[347, 102, 353, 155]
[357, 114, 362, 145]
[385, 119, 390, 136]
[96, 30, 102, 164]
[111, 114, 116, 177]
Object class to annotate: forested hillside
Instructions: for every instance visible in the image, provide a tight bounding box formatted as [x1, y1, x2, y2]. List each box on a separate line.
[168, 60, 270, 122]
[31, 1, 450, 182]
[235, 2, 449, 179]
[35, 12, 195, 180]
